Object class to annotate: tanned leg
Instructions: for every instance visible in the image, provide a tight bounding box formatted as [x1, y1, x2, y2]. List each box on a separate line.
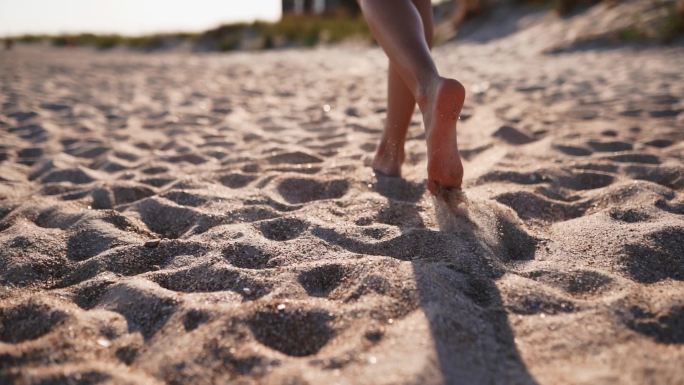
[360, 0, 465, 194]
[372, 63, 413, 176]
[372, 0, 435, 177]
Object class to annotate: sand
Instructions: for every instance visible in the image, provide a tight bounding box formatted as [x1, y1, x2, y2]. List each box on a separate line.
[1, 23, 684, 385]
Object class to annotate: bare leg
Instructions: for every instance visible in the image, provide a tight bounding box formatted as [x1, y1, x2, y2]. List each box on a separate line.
[372, 0, 434, 177]
[371, 64, 413, 176]
[360, 0, 465, 194]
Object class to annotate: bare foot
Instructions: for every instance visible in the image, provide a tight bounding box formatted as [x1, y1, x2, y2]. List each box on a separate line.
[421, 77, 465, 197]
[372, 139, 405, 176]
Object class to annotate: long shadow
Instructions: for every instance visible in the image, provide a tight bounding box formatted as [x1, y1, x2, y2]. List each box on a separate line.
[316, 175, 539, 384]
[410, 235, 540, 384]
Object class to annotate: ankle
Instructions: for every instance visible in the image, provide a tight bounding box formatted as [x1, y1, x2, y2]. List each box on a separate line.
[415, 75, 442, 110]
[376, 140, 404, 159]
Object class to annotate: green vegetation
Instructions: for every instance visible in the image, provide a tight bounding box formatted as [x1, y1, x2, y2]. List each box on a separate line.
[616, 25, 648, 42]
[511, 0, 684, 43]
[1, 15, 371, 52]
[660, 0, 684, 42]
[2, 32, 197, 50]
[13, 34, 51, 44]
[613, 0, 684, 44]
[198, 16, 371, 52]
[267, 14, 371, 45]
[51, 34, 122, 49]
[47, 32, 197, 50]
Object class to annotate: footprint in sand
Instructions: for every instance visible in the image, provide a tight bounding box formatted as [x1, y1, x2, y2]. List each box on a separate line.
[297, 263, 351, 298]
[623, 305, 684, 345]
[246, 306, 336, 357]
[0, 301, 67, 343]
[276, 178, 349, 204]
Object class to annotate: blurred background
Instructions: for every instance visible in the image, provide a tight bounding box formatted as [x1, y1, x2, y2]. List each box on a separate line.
[1, 0, 681, 52]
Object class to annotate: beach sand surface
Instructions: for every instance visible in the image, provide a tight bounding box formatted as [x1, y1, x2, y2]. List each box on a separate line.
[1, 25, 683, 385]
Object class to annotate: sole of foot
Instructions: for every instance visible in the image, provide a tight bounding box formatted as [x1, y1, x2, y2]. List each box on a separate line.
[425, 78, 465, 198]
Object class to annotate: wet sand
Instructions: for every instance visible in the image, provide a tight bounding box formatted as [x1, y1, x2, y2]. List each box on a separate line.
[1, 33, 683, 385]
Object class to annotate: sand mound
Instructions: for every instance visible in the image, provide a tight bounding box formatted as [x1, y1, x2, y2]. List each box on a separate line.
[1, 41, 683, 384]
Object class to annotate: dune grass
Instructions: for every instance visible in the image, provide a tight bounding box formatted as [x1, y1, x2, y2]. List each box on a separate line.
[660, 0, 684, 41]
[613, 0, 684, 43]
[2, 15, 371, 52]
[51, 33, 197, 50]
[200, 15, 371, 52]
[4, 32, 198, 50]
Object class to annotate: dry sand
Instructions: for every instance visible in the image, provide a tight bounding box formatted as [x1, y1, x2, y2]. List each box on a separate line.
[1, 22, 683, 385]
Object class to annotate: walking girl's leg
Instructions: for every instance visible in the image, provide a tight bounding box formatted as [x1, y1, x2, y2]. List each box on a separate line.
[359, 0, 438, 103]
[359, 0, 465, 194]
[372, 64, 413, 176]
[372, 0, 435, 177]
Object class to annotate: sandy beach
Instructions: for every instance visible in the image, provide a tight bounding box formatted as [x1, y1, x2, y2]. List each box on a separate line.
[1, 13, 684, 384]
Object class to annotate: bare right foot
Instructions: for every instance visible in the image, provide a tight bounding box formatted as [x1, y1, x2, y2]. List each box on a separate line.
[420, 77, 466, 197]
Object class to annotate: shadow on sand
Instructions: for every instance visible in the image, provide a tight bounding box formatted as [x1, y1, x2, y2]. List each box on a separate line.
[380, 176, 540, 384]
[311, 173, 540, 383]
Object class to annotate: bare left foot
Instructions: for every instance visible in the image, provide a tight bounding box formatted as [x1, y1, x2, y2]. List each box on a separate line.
[372, 140, 405, 176]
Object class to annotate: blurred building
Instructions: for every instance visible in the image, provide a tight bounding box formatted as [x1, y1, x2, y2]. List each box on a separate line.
[282, 0, 360, 16]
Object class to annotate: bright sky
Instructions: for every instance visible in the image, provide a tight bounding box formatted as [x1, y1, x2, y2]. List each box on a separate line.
[0, 0, 282, 37]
